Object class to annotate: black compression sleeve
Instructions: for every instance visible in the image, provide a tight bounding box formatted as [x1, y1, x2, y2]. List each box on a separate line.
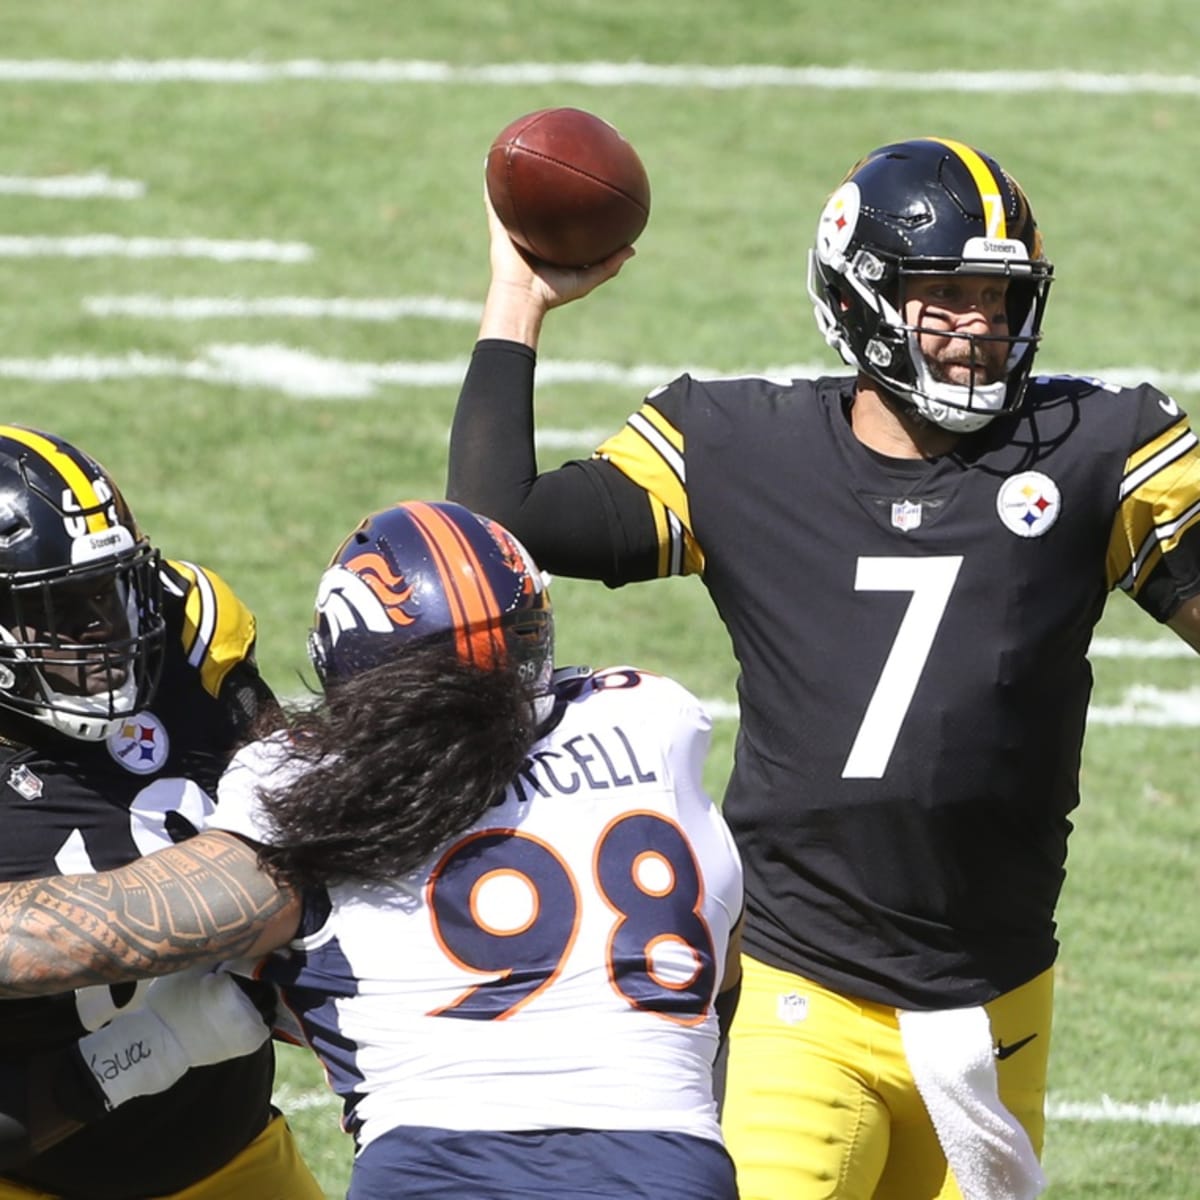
[447, 339, 539, 519]
[447, 339, 659, 583]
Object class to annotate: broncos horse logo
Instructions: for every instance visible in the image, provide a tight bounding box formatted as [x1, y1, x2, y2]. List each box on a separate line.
[312, 553, 418, 666]
[344, 551, 418, 626]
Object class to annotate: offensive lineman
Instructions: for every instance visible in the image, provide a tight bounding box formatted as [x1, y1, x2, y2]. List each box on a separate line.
[0, 501, 744, 1200]
[0, 426, 321, 1198]
[444, 137, 1200, 1198]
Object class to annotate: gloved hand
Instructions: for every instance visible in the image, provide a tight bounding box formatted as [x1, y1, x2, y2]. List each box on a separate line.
[75, 967, 271, 1111]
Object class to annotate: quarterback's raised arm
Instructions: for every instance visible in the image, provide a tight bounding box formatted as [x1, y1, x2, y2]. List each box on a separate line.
[0, 831, 299, 997]
[447, 190, 650, 581]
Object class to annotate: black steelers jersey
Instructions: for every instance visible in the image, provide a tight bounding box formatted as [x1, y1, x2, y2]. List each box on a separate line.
[0, 559, 277, 1199]
[582, 371, 1200, 1008]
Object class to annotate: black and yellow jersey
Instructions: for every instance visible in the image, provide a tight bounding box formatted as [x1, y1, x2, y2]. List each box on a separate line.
[448, 341, 1200, 1009]
[0, 559, 277, 1198]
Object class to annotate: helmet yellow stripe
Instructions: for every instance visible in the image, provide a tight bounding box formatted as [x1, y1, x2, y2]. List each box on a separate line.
[0, 424, 110, 532]
[927, 137, 1008, 240]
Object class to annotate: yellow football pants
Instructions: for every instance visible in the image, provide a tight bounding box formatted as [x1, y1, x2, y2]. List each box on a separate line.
[722, 956, 1052, 1200]
[0, 1112, 324, 1200]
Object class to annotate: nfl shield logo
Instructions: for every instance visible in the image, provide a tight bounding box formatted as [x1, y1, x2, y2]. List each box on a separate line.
[891, 500, 923, 532]
[776, 992, 810, 1025]
[7, 764, 43, 800]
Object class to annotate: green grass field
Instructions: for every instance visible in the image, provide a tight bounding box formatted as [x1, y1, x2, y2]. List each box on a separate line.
[1, 2, 1198, 1194]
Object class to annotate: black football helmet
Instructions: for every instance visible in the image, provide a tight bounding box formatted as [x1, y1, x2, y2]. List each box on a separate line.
[808, 136, 1054, 432]
[309, 500, 555, 719]
[0, 426, 165, 741]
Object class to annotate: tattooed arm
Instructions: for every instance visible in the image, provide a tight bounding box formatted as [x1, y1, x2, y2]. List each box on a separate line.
[0, 832, 300, 996]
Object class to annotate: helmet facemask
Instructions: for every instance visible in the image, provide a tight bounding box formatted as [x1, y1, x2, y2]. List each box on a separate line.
[808, 142, 1054, 434]
[0, 541, 165, 741]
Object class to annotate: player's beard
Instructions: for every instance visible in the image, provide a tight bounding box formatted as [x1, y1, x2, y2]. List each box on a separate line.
[924, 338, 1008, 389]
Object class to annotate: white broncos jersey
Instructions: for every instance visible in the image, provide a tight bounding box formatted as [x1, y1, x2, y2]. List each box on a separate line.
[210, 666, 743, 1152]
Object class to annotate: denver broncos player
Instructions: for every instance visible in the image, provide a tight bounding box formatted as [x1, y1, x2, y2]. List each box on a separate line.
[445, 137, 1200, 1199]
[0, 501, 744, 1200]
[0, 427, 321, 1198]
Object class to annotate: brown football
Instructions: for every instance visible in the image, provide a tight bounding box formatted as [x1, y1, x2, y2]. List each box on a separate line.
[485, 107, 651, 268]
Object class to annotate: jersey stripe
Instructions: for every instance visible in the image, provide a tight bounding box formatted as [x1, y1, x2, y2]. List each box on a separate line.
[928, 137, 1008, 239]
[169, 558, 258, 697]
[595, 404, 704, 578]
[0, 424, 110, 533]
[666, 509, 685, 577]
[631, 407, 685, 471]
[1108, 427, 1200, 592]
[1119, 419, 1197, 500]
[646, 494, 673, 577]
[1110, 493, 1200, 594]
[176, 560, 217, 666]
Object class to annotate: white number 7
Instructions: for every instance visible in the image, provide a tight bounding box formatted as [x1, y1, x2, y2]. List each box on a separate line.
[842, 556, 962, 780]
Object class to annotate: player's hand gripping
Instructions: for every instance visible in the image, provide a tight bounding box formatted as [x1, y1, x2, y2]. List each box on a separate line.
[484, 186, 635, 314]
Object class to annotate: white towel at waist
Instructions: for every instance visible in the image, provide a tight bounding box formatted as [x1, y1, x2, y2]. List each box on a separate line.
[898, 1005, 1046, 1200]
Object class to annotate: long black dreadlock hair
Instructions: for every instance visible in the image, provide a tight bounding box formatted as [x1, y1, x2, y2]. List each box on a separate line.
[252, 638, 536, 889]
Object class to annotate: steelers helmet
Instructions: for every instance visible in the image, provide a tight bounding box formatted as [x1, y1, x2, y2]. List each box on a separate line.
[0, 426, 165, 741]
[807, 136, 1054, 433]
[309, 500, 554, 718]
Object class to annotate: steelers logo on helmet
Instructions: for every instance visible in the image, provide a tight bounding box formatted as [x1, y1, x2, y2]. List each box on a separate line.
[814, 182, 861, 265]
[995, 471, 1061, 538]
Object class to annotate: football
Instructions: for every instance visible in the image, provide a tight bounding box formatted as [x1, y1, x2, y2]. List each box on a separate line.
[485, 107, 651, 268]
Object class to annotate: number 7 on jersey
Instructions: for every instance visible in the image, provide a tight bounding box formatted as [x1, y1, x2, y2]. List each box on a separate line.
[841, 556, 963, 780]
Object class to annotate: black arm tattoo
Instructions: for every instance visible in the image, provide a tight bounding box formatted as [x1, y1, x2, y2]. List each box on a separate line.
[0, 833, 299, 996]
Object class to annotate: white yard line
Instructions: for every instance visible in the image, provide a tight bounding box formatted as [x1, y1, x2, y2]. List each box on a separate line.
[1086, 685, 1200, 726]
[0, 172, 144, 198]
[3, 345, 1197, 401]
[1089, 636, 1195, 658]
[0, 61, 1199, 96]
[82, 294, 482, 321]
[1045, 1096, 1200, 1126]
[0, 236, 311, 261]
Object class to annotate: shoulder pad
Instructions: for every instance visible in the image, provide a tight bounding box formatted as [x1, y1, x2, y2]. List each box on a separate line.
[551, 665, 593, 687]
[548, 665, 593, 706]
[161, 559, 259, 700]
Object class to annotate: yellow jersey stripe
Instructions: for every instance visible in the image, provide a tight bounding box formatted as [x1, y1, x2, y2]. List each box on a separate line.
[0, 425, 109, 533]
[928, 137, 1007, 239]
[595, 405, 705, 578]
[647, 495, 672, 577]
[1107, 437, 1200, 591]
[168, 559, 258, 698]
[1120, 418, 1193, 494]
[635, 403, 685, 454]
[595, 405, 706, 576]
[595, 407, 691, 531]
